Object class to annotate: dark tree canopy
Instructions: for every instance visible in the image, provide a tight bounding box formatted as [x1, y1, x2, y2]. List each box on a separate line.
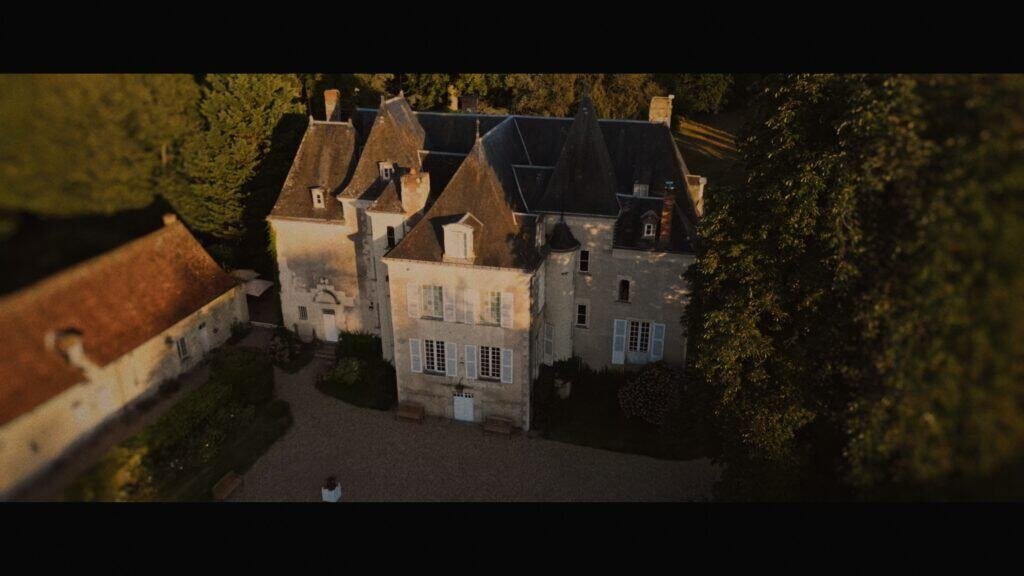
[686, 74, 1024, 500]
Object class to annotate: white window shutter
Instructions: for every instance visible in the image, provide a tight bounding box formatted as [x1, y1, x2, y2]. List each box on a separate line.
[612, 319, 627, 365]
[409, 338, 422, 373]
[406, 283, 420, 318]
[455, 289, 467, 323]
[445, 341, 458, 377]
[651, 323, 666, 361]
[500, 292, 514, 328]
[442, 288, 455, 322]
[500, 348, 513, 384]
[543, 323, 554, 363]
[465, 345, 477, 379]
[466, 290, 478, 324]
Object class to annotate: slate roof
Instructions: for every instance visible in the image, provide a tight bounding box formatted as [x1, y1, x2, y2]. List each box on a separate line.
[269, 120, 356, 222]
[613, 196, 693, 253]
[548, 220, 581, 252]
[534, 95, 621, 217]
[341, 97, 425, 201]
[282, 93, 700, 266]
[0, 220, 238, 425]
[386, 118, 540, 270]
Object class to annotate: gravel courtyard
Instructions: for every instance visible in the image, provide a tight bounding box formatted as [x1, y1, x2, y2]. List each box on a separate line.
[231, 357, 720, 502]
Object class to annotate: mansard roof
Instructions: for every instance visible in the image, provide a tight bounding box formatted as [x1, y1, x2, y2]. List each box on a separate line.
[269, 120, 356, 222]
[533, 94, 621, 217]
[386, 118, 540, 270]
[0, 220, 237, 425]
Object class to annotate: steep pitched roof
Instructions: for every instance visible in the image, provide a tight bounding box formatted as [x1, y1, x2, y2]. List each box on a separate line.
[0, 220, 238, 425]
[385, 118, 539, 270]
[534, 95, 621, 217]
[341, 96, 426, 201]
[269, 120, 356, 222]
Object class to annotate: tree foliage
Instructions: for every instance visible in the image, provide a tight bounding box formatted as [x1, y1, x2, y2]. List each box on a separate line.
[618, 362, 683, 426]
[0, 74, 199, 216]
[687, 74, 1024, 500]
[177, 74, 304, 240]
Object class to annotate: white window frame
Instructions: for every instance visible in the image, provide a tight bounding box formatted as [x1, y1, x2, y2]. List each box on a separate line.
[643, 222, 656, 238]
[484, 291, 502, 325]
[421, 285, 444, 319]
[424, 339, 447, 374]
[479, 345, 502, 380]
[627, 319, 652, 353]
[379, 161, 394, 181]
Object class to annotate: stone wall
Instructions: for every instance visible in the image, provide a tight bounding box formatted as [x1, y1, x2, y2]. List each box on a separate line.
[0, 286, 247, 497]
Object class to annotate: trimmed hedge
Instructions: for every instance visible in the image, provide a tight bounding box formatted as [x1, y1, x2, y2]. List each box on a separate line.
[335, 331, 382, 360]
[66, 346, 288, 501]
[268, 328, 315, 373]
[318, 353, 397, 411]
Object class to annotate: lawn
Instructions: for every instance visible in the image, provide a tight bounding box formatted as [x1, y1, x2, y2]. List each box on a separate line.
[532, 360, 712, 461]
[65, 346, 292, 501]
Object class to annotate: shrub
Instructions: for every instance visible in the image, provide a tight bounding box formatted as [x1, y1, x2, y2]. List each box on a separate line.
[336, 331, 382, 360]
[209, 346, 274, 404]
[617, 362, 683, 427]
[318, 356, 397, 410]
[268, 328, 314, 373]
[228, 321, 251, 344]
[157, 379, 182, 397]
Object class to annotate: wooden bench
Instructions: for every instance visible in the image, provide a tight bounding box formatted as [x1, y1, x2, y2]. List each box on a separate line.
[482, 416, 514, 436]
[395, 402, 425, 423]
[212, 471, 243, 501]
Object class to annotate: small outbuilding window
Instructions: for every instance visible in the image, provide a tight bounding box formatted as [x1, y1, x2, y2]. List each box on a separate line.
[643, 222, 656, 238]
[176, 338, 189, 361]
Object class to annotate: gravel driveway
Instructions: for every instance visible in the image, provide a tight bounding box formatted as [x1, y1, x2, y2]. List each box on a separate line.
[231, 358, 720, 502]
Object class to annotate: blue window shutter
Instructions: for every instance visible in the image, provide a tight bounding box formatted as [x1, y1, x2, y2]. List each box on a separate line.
[445, 341, 459, 377]
[612, 319, 627, 365]
[409, 339, 422, 373]
[650, 323, 666, 361]
[500, 348, 513, 383]
[465, 345, 477, 379]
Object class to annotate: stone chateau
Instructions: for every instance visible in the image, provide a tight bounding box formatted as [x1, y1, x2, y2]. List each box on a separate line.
[269, 90, 704, 430]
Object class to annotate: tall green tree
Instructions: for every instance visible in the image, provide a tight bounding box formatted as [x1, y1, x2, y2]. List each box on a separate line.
[178, 74, 304, 241]
[687, 74, 1024, 500]
[0, 74, 199, 216]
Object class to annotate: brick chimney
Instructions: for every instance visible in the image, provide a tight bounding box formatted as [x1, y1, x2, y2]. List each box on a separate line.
[324, 89, 341, 121]
[649, 94, 675, 126]
[400, 170, 430, 214]
[162, 213, 178, 226]
[685, 174, 707, 218]
[658, 188, 676, 249]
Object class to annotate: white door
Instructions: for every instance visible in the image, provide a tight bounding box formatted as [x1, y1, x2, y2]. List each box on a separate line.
[322, 309, 339, 342]
[453, 393, 474, 422]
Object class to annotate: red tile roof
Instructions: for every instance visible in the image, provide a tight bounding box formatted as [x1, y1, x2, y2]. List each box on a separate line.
[0, 220, 237, 425]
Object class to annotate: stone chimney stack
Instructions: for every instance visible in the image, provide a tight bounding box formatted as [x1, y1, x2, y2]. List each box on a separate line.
[162, 213, 178, 226]
[400, 169, 431, 214]
[658, 184, 676, 249]
[685, 174, 707, 218]
[324, 89, 341, 121]
[649, 94, 675, 126]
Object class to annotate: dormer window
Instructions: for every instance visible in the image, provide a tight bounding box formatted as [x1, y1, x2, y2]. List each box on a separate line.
[379, 161, 395, 181]
[643, 222, 656, 238]
[443, 214, 479, 262]
[311, 186, 326, 209]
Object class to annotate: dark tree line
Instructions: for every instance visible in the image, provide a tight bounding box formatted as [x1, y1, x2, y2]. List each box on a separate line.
[685, 74, 1024, 500]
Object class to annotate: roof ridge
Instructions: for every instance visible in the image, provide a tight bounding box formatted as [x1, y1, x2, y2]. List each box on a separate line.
[0, 223, 192, 312]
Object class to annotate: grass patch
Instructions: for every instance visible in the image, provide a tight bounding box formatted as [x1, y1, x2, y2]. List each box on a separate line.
[65, 345, 291, 501]
[532, 359, 711, 461]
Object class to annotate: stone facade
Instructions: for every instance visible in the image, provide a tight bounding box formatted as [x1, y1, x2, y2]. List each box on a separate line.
[269, 91, 701, 431]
